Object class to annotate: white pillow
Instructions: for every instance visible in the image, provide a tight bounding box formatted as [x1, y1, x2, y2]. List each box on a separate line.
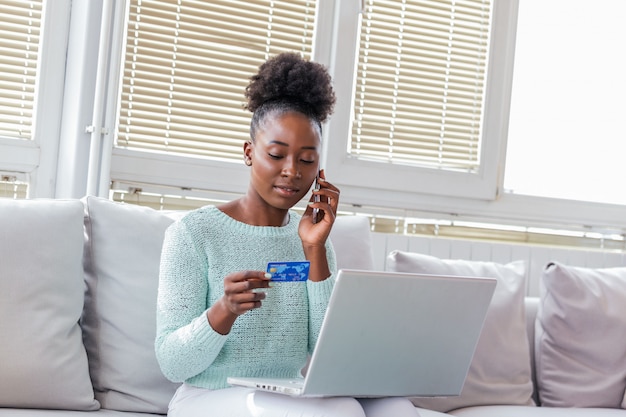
[387, 250, 534, 412]
[330, 215, 374, 271]
[535, 262, 626, 408]
[0, 199, 99, 410]
[82, 196, 182, 413]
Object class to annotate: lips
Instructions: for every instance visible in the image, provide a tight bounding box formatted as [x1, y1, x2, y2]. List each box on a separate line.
[273, 185, 300, 197]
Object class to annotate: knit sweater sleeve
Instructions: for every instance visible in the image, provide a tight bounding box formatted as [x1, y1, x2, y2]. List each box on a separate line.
[155, 219, 227, 382]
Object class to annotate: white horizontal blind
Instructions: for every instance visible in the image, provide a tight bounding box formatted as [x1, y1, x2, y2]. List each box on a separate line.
[117, 0, 317, 162]
[351, 0, 491, 172]
[0, 0, 42, 140]
[0, 175, 28, 199]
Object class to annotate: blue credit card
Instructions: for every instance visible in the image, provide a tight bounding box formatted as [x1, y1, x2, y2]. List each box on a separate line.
[267, 261, 310, 282]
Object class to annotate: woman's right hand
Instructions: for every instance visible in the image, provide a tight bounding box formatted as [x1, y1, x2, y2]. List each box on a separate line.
[223, 270, 272, 315]
[206, 270, 272, 335]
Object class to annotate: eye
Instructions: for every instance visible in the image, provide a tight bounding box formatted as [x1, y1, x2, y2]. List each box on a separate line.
[268, 153, 283, 160]
[300, 152, 317, 164]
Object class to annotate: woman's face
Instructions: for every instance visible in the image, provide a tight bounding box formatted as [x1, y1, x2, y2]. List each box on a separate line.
[245, 111, 321, 211]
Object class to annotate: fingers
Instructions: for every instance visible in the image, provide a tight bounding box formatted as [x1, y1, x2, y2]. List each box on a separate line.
[310, 176, 340, 221]
[223, 270, 272, 315]
[316, 177, 340, 203]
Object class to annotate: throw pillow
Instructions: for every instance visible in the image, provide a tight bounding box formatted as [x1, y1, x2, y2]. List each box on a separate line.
[387, 250, 534, 412]
[535, 262, 626, 408]
[81, 196, 181, 413]
[0, 199, 99, 410]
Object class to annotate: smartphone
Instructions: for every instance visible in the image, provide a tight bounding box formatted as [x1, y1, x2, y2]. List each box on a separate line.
[312, 175, 321, 224]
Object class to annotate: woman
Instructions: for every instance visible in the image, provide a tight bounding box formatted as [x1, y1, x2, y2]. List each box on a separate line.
[156, 52, 419, 417]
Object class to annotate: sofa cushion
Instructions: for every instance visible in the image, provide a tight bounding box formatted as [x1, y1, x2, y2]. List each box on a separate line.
[0, 410, 164, 417]
[387, 250, 534, 412]
[535, 262, 626, 408]
[0, 199, 99, 411]
[81, 196, 181, 413]
[449, 405, 626, 416]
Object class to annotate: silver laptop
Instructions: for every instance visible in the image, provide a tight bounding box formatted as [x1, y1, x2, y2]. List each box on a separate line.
[227, 269, 496, 398]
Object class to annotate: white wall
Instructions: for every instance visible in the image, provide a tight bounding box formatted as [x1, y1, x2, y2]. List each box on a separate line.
[371, 233, 626, 297]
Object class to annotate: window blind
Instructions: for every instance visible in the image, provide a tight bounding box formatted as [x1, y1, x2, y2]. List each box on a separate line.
[351, 0, 492, 172]
[0, 175, 28, 199]
[117, 0, 317, 161]
[0, 0, 42, 140]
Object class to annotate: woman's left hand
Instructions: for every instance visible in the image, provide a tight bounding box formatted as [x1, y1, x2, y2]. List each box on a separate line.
[299, 170, 340, 248]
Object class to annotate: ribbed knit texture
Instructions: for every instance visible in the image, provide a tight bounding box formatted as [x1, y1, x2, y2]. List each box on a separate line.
[155, 206, 336, 389]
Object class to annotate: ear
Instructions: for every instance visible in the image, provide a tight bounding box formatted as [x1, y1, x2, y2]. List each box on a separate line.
[243, 140, 253, 166]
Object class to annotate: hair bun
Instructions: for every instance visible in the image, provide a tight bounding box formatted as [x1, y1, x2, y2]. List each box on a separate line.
[245, 52, 336, 124]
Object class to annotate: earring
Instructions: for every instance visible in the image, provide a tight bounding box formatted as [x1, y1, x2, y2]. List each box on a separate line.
[245, 159, 252, 166]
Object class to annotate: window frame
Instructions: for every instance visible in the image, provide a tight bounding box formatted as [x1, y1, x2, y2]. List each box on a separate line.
[322, 0, 516, 203]
[107, 0, 329, 198]
[107, 0, 516, 201]
[103, 0, 626, 234]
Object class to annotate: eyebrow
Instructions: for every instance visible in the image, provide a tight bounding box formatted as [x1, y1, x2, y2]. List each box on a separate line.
[269, 140, 317, 151]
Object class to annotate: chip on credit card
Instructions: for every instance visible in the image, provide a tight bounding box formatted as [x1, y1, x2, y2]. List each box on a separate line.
[267, 261, 310, 282]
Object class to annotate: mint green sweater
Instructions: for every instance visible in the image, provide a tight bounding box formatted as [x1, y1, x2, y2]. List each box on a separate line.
[155, 206, 336, 389]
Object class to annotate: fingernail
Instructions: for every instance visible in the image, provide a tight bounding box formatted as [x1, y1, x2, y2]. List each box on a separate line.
[264, 272, 272, 279]
[308, 202, 315, 206]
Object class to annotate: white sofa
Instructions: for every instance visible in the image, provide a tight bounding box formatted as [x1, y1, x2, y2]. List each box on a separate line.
[1, 196, 625, 416]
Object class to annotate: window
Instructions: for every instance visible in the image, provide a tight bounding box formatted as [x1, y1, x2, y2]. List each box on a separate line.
[102, 0, 624, 240]
[504, 0, 626, 206]
[111, 0, 517, 202]
[0, 0, 71, 198]
[0, 174, 28, 199]
[324, 0, 515, 203]
[111, 0, 318, 193]
[118, 0, 316, 159]
[0, 0, 42, 198]
[350, 1, 491, 173]
[0, 0, 41, 141]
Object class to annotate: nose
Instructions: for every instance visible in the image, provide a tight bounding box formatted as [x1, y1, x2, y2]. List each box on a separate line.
[281, 157, 301, 179]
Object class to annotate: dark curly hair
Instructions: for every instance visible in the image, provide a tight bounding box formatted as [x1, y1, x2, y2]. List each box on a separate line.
[244, 52, 336, 140]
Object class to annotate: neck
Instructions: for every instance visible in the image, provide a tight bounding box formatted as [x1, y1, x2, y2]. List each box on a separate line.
[219, 196, 289, 227]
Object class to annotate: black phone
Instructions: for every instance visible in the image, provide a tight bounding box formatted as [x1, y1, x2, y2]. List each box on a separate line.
[312, 175, 321, 224]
